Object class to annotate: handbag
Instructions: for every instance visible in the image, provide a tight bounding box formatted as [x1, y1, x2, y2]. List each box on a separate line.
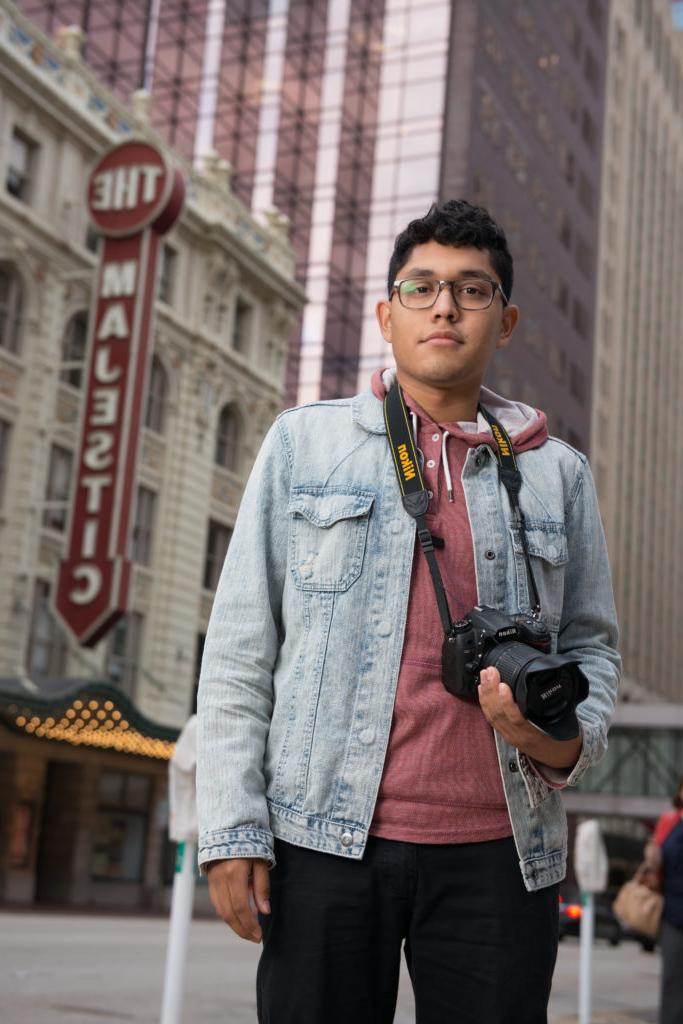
[612, 866, 663, 939]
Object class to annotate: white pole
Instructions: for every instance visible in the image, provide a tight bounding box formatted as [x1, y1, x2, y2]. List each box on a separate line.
[578, 890, 594, 1024]
[160, 840, 196, 1024]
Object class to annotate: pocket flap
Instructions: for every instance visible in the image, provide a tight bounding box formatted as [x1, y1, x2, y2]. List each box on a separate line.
[288, 489, 375, 528]
[511, 520, 568, 565]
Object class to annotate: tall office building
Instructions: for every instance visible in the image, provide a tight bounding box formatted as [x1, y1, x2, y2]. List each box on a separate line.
[591, 0, 683, 702]
[19, 0, 608, 453]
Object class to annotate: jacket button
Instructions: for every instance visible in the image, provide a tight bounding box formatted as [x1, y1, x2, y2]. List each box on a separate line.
[509, 760, 519, 773]
[341, 831, 353, 847]
[485, 549, 496, 560]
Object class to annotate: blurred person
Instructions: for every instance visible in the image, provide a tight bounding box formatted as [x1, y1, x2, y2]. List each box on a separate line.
[196, 200, 621, 1024]
[644, 775, 683, 1024]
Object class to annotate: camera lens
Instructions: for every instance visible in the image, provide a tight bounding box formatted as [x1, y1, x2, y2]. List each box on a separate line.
[483, 643, 587, 740]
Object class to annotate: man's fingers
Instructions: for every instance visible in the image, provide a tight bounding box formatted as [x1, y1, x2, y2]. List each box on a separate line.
[227, 870, 262, 942]
[251, 859, 271, 915]
[206, 859, 262, 942]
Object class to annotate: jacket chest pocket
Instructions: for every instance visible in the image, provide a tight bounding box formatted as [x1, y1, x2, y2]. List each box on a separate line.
[509, 519, 568, 629]
[288, 488, 375, 592]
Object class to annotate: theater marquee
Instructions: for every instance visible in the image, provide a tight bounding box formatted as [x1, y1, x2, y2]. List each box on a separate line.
[55, 139, 185, 646]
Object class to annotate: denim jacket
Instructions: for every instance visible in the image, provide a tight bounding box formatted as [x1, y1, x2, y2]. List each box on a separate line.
[197, 386, 620, 891]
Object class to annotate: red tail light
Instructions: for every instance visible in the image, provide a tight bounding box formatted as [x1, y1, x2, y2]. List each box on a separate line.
[565, 904, 583, 920]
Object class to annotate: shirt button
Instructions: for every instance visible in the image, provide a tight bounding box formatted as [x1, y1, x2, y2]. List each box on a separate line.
[432, 433, 440, 442]
[426, 459, 435, 468]
[428, 490, 434, 499]
[377, 621, 392, 636]
[509, 760, 519, 773]
[359, 728, 375, 745]
[485, 549, 496, 560]
[474, 455, 482, 467]
[341, 831, 353, 847]
[391, 521, 402, 534]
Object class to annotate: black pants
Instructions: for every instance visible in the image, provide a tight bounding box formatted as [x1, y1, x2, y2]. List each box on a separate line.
[256, 835, 559, 1024]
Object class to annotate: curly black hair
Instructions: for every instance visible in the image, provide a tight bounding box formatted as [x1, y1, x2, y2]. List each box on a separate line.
[387, 199, 514, 302]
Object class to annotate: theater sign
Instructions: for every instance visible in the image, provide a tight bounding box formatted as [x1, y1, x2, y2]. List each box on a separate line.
[55, 140, 185, 646]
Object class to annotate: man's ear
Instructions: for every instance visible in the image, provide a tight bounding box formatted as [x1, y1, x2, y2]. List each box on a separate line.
[376, 298, 393, 343]
[496, 304, 519, 351]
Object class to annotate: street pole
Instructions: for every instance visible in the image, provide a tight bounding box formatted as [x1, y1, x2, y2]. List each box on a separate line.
[160, 839, 196, 1024]
[578, 890, 595, 1024]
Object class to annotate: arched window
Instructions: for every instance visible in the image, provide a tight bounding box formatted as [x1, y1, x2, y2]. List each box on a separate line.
[60, 311, 88, 388]
[215, 403, 241, 473]
[0, 264, 24, 355]
[144, 355, 168, 434]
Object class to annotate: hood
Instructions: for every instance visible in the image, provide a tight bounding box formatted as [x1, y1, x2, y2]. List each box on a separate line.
[370, 367, 548, 454]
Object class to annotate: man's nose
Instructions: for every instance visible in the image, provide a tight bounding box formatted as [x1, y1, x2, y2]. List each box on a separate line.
[432, 282, 461, 318]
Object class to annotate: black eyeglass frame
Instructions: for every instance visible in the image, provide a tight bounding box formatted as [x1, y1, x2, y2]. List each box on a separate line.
[391, 277, 509, 310]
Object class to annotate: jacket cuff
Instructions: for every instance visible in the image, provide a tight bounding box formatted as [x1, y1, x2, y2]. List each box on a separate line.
[197, 826, 275, 874]
[527, 759, 570, 789]
[528, 719, 590, 789]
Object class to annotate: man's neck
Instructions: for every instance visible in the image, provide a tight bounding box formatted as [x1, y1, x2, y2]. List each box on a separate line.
[395, 372, 481, 425]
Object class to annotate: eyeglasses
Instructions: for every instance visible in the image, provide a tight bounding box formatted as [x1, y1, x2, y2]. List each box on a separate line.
[392, 277, 508, 311]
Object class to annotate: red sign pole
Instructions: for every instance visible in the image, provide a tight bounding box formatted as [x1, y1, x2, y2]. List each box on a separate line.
[55, 141, 185, 646]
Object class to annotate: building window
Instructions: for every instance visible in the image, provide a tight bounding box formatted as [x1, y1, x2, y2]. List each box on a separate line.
[570, 364, 586, 405]
[581, 109, 597, 152]
[91, 772, 151, 883]
[0, 418, 11, 506]
[203, 520, 232, 591]
[557, 210, 572, 249]
[215, 404, 241, 473]
[552, 276, 570, 315]
[106, 612, 144, 698]
[60, 312, 89, 389]
[573, 298, 590, 339]
[0, 264, 24, 355]
[144, 355, 168, 434]
[26, 579, 67, 680]
[587, 0, 604, 35]
[43, 445, 73, 532]
[131, 486, 156, 566]
[578, 171, 595, 213]
[232, 298, 252, 354]
[6, 129, 37, 203]
[157, 244, 176, 305]
[85, 225, 101, 254]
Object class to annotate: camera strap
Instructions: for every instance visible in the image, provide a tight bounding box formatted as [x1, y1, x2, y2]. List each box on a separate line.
[384, 382, 542, 631]
[476, 405, 541, 617]
[384, 382, 453, 634]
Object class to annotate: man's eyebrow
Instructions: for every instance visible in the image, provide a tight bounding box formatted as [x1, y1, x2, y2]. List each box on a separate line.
[401, 267, 495, 282]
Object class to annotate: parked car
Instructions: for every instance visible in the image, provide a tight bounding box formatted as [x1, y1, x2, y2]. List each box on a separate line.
[558, 888, 622, 946]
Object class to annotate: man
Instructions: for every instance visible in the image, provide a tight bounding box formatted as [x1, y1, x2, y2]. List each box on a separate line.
[197, 200, 620, 1023]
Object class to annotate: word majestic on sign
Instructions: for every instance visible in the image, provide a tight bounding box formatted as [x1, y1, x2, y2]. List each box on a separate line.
[55, 139, 185, 646]
[70, 260, 137, 606]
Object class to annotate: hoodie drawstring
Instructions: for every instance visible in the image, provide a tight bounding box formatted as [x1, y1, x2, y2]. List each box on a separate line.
[441, 431, 454, 502]
[410, 412, 424, 470]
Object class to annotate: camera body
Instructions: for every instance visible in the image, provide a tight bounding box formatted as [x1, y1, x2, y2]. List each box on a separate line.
[442, 605, 588, 740]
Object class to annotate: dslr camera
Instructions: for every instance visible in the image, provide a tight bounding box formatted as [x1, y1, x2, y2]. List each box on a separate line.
[442, 605, 588, 740]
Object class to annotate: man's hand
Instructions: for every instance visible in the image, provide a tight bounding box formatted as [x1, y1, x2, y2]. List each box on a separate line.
[478, 667, 582, 769]
[206, 857, 271, 942]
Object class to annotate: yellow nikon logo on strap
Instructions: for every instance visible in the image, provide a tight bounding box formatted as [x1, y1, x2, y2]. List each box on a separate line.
[397, 443, 416, 482]
[491, 424, 511, 458]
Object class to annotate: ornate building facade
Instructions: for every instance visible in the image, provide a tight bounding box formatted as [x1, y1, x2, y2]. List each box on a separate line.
[0, 0, 303, 906]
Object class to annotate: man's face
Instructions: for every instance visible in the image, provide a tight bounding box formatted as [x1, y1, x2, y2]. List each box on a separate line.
[375, 241, 519, 393]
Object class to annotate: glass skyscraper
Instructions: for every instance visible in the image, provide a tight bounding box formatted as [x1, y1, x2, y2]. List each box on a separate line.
[23, 0, 608, 450]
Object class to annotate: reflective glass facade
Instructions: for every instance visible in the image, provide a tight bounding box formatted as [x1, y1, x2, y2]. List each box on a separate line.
[19, 0, 608, 447]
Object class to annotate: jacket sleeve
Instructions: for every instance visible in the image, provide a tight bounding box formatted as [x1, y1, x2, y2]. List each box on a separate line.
[196, 416, 292, 869]
[555, 456, 621, 787]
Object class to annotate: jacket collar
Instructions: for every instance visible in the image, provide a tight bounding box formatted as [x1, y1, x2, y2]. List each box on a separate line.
[352, 388, 387, 434]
